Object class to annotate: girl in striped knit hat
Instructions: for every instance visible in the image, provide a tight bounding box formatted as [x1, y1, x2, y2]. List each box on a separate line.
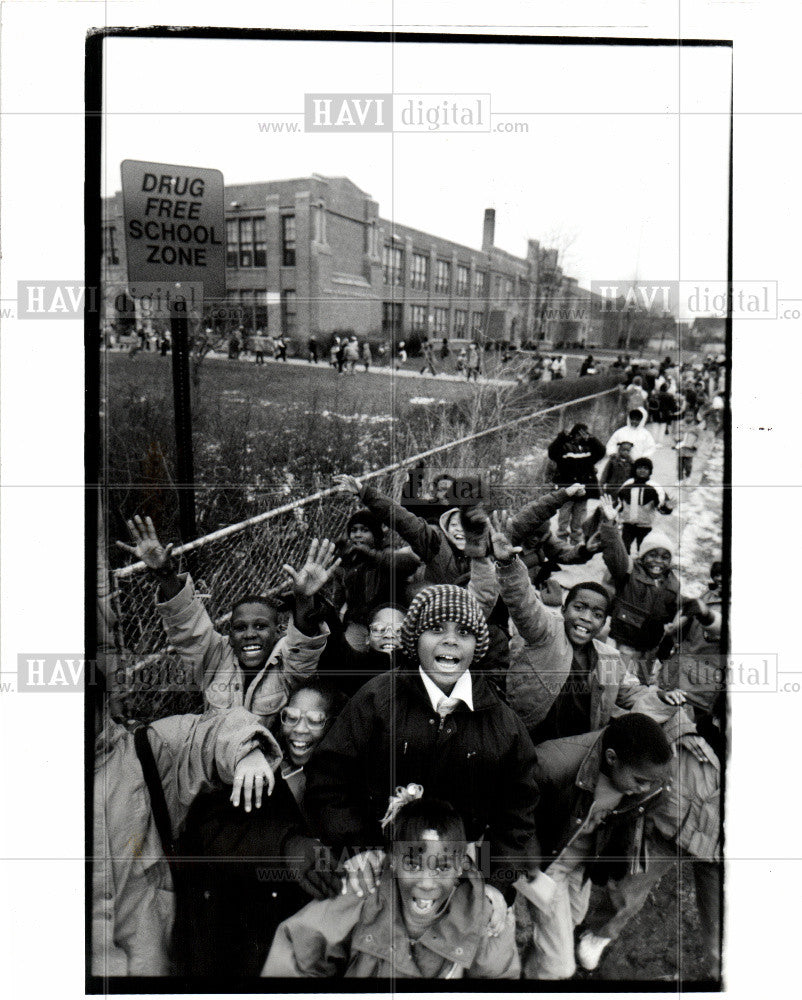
[304, 583, 540, 908]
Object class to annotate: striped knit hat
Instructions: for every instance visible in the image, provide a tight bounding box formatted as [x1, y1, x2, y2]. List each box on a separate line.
[400, 584, 490, 663]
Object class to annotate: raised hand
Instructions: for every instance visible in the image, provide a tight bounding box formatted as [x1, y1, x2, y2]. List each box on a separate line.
[282, 538, 342, 599]
[332, 474, 363, 498]
[598, 497, 619, 523]
[116, 515, 174, 573]
[488, 510, 523, 562]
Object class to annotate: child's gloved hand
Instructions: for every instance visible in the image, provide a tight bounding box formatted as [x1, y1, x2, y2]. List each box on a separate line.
[513, 870, 557, 912]
[483, 885, 510, 937]
[342, 849, 385, 898]
[230, 749, 275, 811]
[565, 483, 587, 498]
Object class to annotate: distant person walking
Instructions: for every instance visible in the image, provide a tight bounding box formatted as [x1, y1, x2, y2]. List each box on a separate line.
[466, 342, 481, 382]
[308, 336, 319, 364]
[360, 339, 372, 372]
[419, 339, 437, 376]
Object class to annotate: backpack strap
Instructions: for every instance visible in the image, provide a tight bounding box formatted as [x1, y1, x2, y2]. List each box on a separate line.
[133, 724, 177, 862]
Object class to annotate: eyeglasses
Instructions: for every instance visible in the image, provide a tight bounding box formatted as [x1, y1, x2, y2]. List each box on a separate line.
[369, 625, 403, 637]
[280, 708, 328, 730]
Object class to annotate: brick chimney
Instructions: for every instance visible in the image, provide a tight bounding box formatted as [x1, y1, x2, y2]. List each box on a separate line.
[482, 208, 496, 252]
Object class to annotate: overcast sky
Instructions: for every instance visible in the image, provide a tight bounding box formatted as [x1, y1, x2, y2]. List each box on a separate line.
[102, 36, 731, 315]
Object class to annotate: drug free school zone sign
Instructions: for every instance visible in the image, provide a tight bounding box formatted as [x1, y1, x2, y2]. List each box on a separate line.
[121, 160, 226, 298]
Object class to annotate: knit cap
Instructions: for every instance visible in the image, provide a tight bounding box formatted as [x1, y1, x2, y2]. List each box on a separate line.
[400, 584, 490, 663]
[639, 529, 676, 561]
[346, 509, 382, 546]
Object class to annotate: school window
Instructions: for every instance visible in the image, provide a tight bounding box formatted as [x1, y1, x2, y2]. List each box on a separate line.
[474, 270, 486, 297]
[239, 218, 253, 268]
[456, 265, 469, 296]
[226, 219, 239, 268]
[505, 278, 514, 300]
[281, 215, 297, 266]
[432, 307, 449, 335]
[410, 305, 427, 332]
[454, 309, 468, 336]
[281, 290, 297, 336]
[410, 253, 429, 290]
[494, 275, 503, 297]
[382, 245, 404, 286]
[472, 311, 485, 335]
[103, 226, 119, 265]
[382, 301, 403, 334]
[253, 217, 267, 267]
[434, 260, 451, 295]
[255, 290, 268, 329]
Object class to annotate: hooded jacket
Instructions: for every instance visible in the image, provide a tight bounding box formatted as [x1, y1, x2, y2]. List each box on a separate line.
[303, 667, 539, 895]
[262, 864, 520, 978]
[547, 431, 606, 489]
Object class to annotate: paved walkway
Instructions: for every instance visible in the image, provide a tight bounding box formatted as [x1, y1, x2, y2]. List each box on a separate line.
[552, 428, 723, 594]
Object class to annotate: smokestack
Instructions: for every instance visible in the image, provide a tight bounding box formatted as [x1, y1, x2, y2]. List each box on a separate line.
[482, 208, 496, 252]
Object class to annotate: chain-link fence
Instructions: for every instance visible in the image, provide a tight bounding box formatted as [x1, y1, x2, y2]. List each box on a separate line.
[106, 384, 623, 720]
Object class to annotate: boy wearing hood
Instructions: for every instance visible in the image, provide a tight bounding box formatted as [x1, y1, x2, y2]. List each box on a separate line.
[597, 499, 688, 685]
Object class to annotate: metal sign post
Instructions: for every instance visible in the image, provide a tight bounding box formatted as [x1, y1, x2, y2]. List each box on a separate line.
[120, 159, 226, 544]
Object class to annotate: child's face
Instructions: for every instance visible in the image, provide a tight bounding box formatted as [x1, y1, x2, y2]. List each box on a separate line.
[604, 750, 670, 797]
[618, 443, 634, 460]
[641, 547, 672, 578]
[280, 689, 329, 767]
[349, 524, 376, 548]
[444, 511, 466, 551]
[563, 589, 608, 646]
[633, 464, 650, 481]
[418, 621, 476, 689]
[393, 831, 465, 930]
[368, 607, 405, 654]
[229, 602, 278, 671]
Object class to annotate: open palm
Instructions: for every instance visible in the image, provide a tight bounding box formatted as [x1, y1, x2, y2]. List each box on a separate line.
[116, 515, 174, 571]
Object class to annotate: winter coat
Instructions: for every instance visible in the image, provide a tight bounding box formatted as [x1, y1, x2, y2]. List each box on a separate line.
[600, 456, 634, 495]
[303, 668, 539, 894]
[156, 573, 328, 724]
[332, 541, 420, 621]
[533, 729, 665, 883]
[546, 432, 606, 490]
[487, 555, 676, 733]
[317, 625, 399, 698]
[658, 588, 723, 714]
[360, 485, 471, 586]
[92, 708, 281, 976]
[263, 864, 520, 978]
[617, 478, 666, 528]
[600, 523, 680, 651]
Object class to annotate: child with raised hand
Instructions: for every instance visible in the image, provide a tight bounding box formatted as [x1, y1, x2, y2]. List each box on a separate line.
[616, 457, 670, 554]
[117, 516, 340, 725]
[303, 582, 539, 902]
[263, 788, 520, 978]
[333, 473, 471, 587]
[596, 497, 688, 684]
[93, 664, 282, 976]
[481, 510, 686, 743]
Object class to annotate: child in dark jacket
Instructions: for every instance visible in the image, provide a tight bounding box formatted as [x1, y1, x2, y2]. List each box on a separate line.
[546, 424, 606, 544]
[600, 440, 634, 498]
[263, 793, 520, 978]
[304, 584, 539, 900]
[616, 457, 670, 554]
[598, 499, 688, 684]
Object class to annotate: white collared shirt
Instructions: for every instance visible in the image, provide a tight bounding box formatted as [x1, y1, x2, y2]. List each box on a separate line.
[418, 666, 474, 713]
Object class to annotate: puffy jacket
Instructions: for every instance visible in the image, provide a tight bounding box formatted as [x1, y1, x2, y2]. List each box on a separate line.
[331, 541, 420, 621]
[262, 864, 520, 979]
[156, 573, 328, 724]
[360, 485, 470, 586]
[487, 555, 676, 733]
[600, 524, 679, 651]
[303, 668, 539, 894]
[533, 729, 665, 883]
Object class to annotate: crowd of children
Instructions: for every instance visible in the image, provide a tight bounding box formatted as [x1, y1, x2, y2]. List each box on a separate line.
[96, 377, 725, 982]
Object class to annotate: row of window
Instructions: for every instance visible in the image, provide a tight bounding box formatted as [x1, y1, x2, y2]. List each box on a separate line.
[383, 303, 485, 337]
[225, 214, 298, 268]
[383, 247, 483, 295]
[225, 288, 296, 335]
